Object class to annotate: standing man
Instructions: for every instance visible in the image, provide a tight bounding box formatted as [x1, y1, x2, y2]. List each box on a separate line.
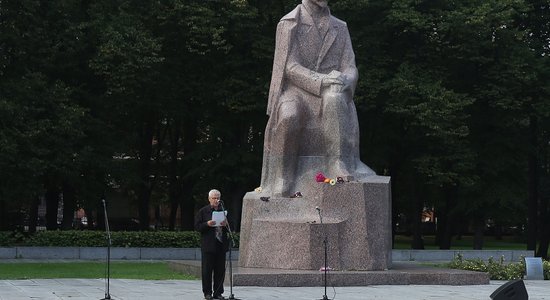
[195, 189, 229, 300]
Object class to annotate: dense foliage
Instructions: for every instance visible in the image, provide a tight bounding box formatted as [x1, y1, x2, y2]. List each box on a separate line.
[1, 0, 549, 256]
[0, 230, 212, 248]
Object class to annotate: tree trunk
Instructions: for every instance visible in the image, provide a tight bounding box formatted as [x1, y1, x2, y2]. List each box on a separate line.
[0, 196, 6, 231]
[84, 206, 96, 230]
[95, 197, 104, 230]
[28, 196, 40, 233]
[537, 216, 550, 259]
[411, 185, 424, 249]
[61, 181, 76, 230]
[226, 186, 245, 232]
[180, 181, 195, 231]
[473, 215, 485, 250]
[435, 212, 444, 247]
[169, 201, 179, 230]
[154, 205, 162, 229]
[536, 184, 549, 258]
[45, 183, 60, 230]
[527, 116, 538, 250]
[494, 224, 503, 240]
[138, 182, 152, 230]
[439, 187, 457, 250]
[168, 124, 181, 231]
[137, 117, 155, 231]
[536, 128, 549, 259]
[179, 119, 198, 231]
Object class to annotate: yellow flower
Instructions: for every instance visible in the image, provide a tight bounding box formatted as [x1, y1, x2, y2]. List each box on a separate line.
[254, 187, 262, 193]
[329, 179, 336, 185]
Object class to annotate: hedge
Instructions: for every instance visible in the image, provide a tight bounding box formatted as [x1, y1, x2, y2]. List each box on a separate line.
[0, 231, 239, 248]
[448, 253, 550, 280]
[0, 231, 19, 246]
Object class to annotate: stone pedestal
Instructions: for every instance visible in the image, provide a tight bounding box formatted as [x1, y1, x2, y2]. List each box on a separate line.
[239, 176, 391, 271]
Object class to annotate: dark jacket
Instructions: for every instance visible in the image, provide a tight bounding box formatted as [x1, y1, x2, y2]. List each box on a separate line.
[194, 204, 229, 253]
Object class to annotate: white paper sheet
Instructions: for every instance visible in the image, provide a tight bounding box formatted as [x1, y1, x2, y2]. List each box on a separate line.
[212, 211, 227, 227]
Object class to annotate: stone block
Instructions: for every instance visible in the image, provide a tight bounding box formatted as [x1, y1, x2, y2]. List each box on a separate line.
[391, 250, 411, 261]
[450, 272, 490, 285]
[239, 176, 391, 271]
[277, 273, 322, 287]
[0, 247, 16, 259]
[79, 247, 106, 260]
[328, 272, 368, 286]
[79, 247, 140, 260]
[410, 250, 453, 262]
[409, 272, 450, 285]
[512, 250, 534, 262]
[243, 218, 342, 270]
[232, 273, 278, 287]
[16, 247, 79, 259]
[365, 272, 409, 285]
[393, 250, 534, 262]
[457, 250, 511, 261]
[111, 247, 140, 259]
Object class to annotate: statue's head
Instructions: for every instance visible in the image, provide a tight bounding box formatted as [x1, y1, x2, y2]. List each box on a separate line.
[309, 0, 328, 8]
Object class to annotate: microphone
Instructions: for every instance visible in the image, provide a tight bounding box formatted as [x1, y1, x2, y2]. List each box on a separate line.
[217, 199, 223, 204]
[315, 206, 320, 212]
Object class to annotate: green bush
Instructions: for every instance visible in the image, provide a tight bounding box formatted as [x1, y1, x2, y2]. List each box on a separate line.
[544, 260, 550, 280]
[26, 231, 106, 247]
[0, 231, 13, 246]
[0, 231, 27, 246]
[108, 231, 201, 248]
[0, 230, 239, 248]
[448, 254, 549, 280]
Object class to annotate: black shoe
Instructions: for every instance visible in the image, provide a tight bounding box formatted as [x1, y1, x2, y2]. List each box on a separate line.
[204, 294, 213, 300]
[213, 295, 225, 300]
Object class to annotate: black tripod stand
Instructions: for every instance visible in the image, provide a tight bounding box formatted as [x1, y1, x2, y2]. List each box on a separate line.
[316, 206, 329, 300]
[100, 199, 112, 300]
[218, 200, 241, 300]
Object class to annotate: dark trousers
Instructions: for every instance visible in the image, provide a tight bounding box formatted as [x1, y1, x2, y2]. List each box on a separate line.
[201, 245, 226, 297]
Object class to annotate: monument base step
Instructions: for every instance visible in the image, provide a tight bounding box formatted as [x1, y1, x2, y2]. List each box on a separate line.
[168, 261, 489, 286]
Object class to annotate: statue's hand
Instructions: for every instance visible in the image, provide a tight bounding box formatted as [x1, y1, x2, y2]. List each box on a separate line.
[321, 70, 346, 93]
[327, 70, 343, 80]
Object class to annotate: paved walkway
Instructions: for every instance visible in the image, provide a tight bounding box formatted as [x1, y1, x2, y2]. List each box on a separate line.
[0, 278, 548, 300]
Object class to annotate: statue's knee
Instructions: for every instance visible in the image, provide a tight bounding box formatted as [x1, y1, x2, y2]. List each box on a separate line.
[278, 113, 301, 130]
[277, 102, 301, 128]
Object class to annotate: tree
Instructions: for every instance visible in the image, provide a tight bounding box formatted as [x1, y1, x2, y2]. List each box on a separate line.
[0, 0, 92, 230]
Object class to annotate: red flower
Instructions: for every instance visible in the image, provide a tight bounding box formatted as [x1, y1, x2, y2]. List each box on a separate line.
[315, 172, 326, 182]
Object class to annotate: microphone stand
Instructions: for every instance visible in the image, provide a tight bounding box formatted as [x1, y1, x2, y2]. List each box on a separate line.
[316, 207, 329, 300]
[100, 199, 112, 300]
[218, 200, 241, 300]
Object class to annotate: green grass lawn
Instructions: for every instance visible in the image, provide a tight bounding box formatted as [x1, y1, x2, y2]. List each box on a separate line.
[0, 261, 198, 280]
[393, 235, 528, 250]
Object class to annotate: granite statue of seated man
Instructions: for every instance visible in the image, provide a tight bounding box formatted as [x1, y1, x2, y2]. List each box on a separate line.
[260, 0, 375, 197]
